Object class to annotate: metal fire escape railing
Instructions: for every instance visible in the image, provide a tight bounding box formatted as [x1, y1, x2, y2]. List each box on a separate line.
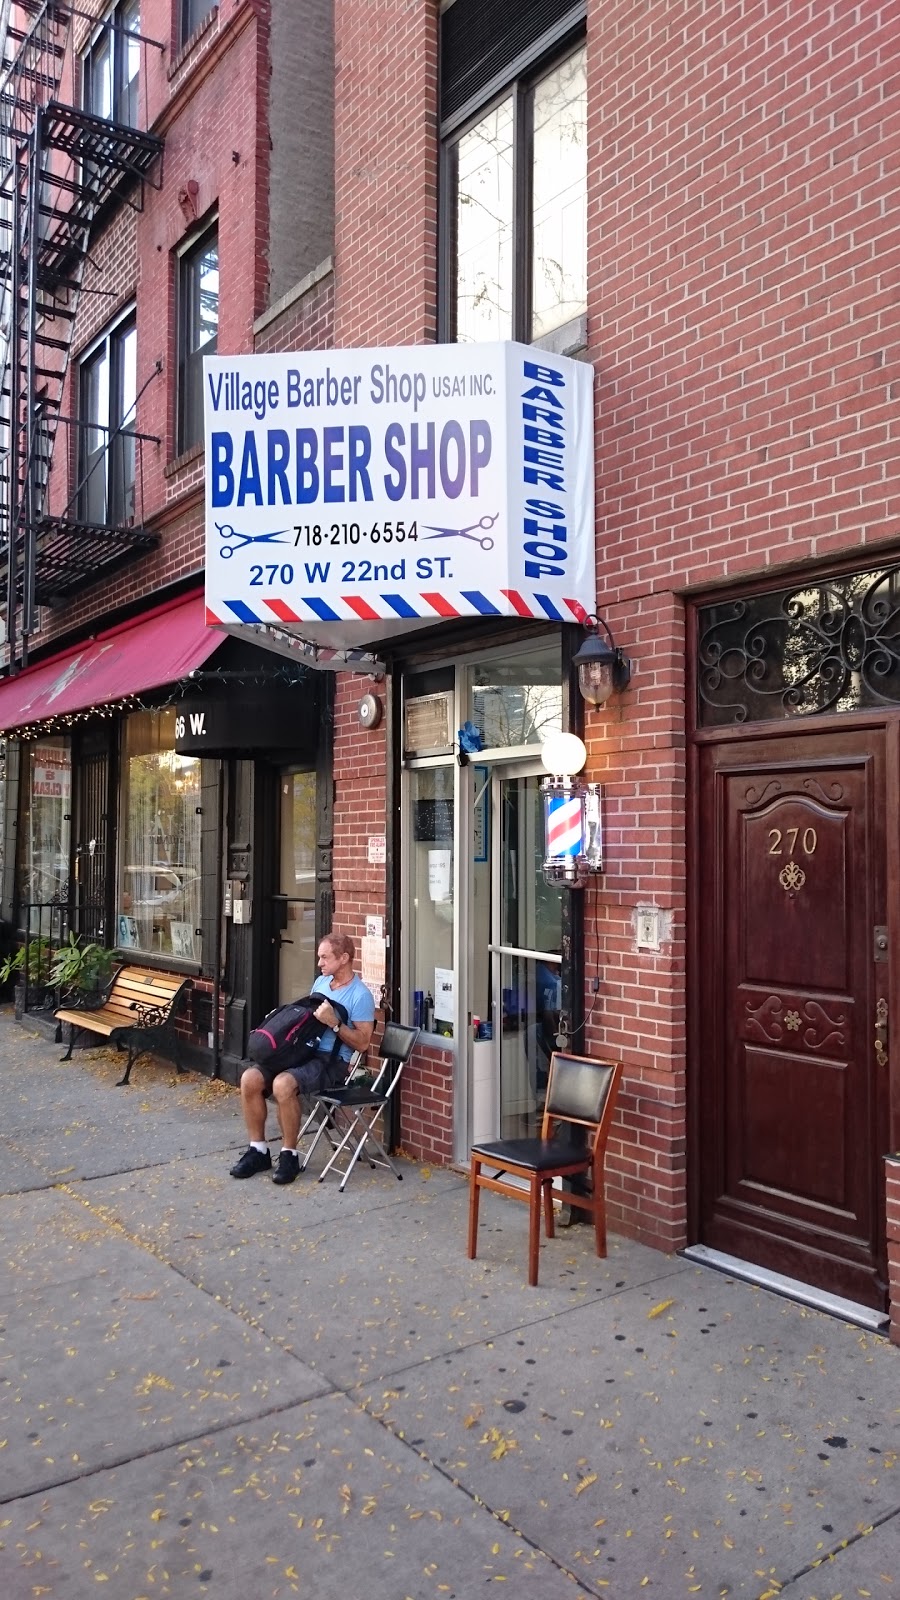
[0, 0, 164, 669]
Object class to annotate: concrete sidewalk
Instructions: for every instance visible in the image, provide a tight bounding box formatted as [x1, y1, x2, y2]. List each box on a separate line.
[0, 1012, 898, 1600]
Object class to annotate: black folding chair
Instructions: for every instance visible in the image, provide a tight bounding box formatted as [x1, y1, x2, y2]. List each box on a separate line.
[300, 1022, 420, 1190]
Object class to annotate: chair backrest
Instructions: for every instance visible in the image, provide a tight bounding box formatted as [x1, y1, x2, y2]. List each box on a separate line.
[366, 1022, 420, 1097]
[379, 1021, 420, 1065]
[542, 1052, 622, 1149]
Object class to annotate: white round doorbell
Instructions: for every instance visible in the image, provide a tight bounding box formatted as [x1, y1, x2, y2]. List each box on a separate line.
[358, 692, 383, 729]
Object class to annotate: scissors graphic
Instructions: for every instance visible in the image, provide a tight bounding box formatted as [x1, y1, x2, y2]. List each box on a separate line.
[217, 522, 289, 558]
[421, 513, 498, 551]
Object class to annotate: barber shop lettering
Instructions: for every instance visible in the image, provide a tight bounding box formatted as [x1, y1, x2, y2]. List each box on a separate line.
[520, 359, 570, 581]
[209, 417, 492, 507]
[203, 343, 595, 629]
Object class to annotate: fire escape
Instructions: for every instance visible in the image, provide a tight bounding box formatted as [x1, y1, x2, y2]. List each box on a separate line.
[0, 0, 163, 670]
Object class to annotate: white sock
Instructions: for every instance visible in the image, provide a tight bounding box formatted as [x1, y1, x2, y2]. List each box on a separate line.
[281, 1148, 297, 1157]
[251, 1141, 268, 1154]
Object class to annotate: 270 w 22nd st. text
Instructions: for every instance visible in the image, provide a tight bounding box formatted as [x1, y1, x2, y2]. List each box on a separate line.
[246, 555, 454, 586]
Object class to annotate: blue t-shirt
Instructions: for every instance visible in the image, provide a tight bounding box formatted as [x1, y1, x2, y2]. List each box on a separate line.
[312, 972, 375, 1061]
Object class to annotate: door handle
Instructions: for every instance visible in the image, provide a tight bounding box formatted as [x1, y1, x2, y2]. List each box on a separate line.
[875, 997, 888, 1069]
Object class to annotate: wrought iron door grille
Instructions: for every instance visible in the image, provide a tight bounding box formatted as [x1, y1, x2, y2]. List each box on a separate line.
[697, 564, 900, 725]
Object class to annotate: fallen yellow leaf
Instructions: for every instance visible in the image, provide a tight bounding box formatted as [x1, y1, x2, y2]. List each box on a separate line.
[647, 1299, 675, 1320]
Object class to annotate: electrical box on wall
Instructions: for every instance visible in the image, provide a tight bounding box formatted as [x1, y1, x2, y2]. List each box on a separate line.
[634, 906, 662, 951]
[233, 899, 251, 925]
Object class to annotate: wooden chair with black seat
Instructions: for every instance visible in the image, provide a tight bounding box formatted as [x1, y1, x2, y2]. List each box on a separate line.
[467, 1051, 623, 1286]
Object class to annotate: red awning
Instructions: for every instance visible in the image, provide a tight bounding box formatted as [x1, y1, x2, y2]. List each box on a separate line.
[0, 594, 222, 734]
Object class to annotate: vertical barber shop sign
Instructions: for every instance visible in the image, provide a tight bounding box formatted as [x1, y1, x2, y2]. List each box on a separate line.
[203, 343, 596, 630]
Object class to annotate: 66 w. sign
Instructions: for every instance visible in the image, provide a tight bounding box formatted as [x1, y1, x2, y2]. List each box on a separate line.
[174, 711, 206, 741]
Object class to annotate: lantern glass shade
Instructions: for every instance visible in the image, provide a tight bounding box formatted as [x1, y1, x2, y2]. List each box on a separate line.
[577, 655, 616, 706]
[572, 628, 631, 706]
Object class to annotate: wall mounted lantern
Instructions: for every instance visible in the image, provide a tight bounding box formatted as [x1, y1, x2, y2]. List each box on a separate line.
[572, 615, 632, 707]
[539, 731, 603, 889]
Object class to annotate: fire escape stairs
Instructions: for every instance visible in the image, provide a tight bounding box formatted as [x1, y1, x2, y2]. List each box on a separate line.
[0, 1, 164, 657]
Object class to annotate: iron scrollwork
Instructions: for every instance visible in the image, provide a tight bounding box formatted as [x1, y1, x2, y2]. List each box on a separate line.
[697, 564, 900, 724]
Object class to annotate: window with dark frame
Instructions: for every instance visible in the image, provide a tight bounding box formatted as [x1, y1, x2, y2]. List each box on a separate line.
[82, 0, 141, 128]
[181, 0, 216, 49]
[78, 313, 137, 527]
[177, 227, 219, 456]
[442, 36, 586, 345]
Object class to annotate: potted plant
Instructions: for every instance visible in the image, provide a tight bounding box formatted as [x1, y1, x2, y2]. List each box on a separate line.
[1, 936, 52, 1017]
[49, 933, 117, 1005]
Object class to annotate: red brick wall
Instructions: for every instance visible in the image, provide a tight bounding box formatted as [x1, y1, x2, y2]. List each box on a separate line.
[399, 1040, 454, 1167]
[333, 0, 439, 348]
[574, 0, 900, 1250]
[587, 1, 899, 603]
[330, 0, 443, 1158]
[332, 675, 388, 938]
[255, 271, 335, 358]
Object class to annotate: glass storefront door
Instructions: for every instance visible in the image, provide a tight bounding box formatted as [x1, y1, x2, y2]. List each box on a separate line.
[275, 770, 317, 1002]
[470, 760, 563, 1145]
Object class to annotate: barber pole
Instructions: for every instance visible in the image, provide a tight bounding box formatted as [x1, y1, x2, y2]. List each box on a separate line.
[542, 780, 585, 886]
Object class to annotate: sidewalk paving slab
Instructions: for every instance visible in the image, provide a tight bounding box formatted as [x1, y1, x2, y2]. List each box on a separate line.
[1, 1009, 899, 1600]
[0, 1394, 592, 1600]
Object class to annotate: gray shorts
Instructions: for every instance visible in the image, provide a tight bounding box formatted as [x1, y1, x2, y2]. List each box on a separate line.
[249, 1051, 342, 1096]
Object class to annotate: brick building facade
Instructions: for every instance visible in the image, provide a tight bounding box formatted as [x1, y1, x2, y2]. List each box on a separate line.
[2, 0, 899, 1338]
[267, 0, 897, 1332]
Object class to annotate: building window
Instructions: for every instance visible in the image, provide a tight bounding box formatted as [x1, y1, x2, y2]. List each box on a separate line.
[82, 0, 141, 127]
[78, 313, 136, 526]
[696, 564, 900, 726]
[117, 710, 202, 961]
[177, 227, 218, 455]
[18, 739, 71, 910]
[181, 0, 215, 48]
[445, 42, 586, 345]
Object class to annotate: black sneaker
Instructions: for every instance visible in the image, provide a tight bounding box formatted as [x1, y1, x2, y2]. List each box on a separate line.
[273, 1149, 300, 1186]
[230, 1145, 272, 1179]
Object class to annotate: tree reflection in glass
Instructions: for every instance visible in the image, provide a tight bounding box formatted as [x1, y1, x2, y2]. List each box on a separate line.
[455, 96, 514, 343]
[532, 47, 587, 339]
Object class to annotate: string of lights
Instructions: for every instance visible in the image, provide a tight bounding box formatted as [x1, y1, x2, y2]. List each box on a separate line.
[3, 660, 312, 742]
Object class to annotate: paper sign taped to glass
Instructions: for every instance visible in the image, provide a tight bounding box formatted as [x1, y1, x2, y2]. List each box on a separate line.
[202, 343, 595, 657]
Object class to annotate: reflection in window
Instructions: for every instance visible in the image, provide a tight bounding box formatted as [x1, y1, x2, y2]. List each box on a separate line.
[455, 97, 513, 344]
[181, 0, 215, 48]
[118, 710, 201, 959]
[78, 315, 136, 526]
[178, 228, 219, 454]
[407, 767, 454, 1037]
[532, 49, 587, 340]
[19, 739, 71, 908]
[470, 642, 562, 748]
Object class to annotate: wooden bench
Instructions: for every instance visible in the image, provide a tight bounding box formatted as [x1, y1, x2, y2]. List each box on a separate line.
[56, 966, 193, 1085]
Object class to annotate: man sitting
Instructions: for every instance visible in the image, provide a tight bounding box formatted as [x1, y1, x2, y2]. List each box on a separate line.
[230, 930, 376, 1186]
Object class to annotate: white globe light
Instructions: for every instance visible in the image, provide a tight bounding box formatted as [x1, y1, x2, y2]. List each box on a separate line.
[540, 731, 587, 777]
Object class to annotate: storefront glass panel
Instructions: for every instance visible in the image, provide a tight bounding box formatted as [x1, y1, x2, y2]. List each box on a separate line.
[407, 766, 455, 1038]
[117, 709, 201, 959]
[276, 769, 317, 1001]
[495, 769, 562, 1139]
[18, 737, 72, 910]
[469, 642, 562, 749]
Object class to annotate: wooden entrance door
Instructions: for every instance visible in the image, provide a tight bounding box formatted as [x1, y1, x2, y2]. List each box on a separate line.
[696, 727, 889, 1310]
